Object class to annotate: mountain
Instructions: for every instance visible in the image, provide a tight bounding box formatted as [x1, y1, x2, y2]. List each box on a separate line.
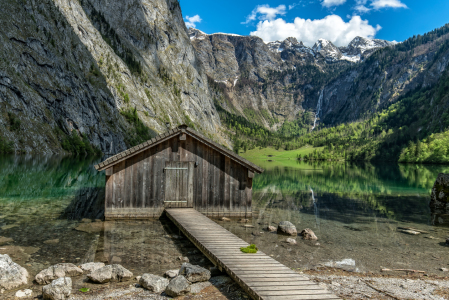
[189, 28, 392, 130]
[0, 0, 224, 154]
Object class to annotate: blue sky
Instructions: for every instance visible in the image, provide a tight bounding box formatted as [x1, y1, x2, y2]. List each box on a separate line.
[181, 0, 449, 46]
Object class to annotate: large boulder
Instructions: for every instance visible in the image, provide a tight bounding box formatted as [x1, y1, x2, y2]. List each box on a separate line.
[277, 221, 297, 236]
[430, 174, 449, 225]
[179, 263, 211, 283]
[79, 262, 105, 273]
[165, 275, 190, 297]
[87, 264, 133, 283]
[0, 254, 28, 290]
[139, 274, 169, 293]
[42, 277, 72, 300]
[35, 263, 83, 285]
[300, 228, 318, 240]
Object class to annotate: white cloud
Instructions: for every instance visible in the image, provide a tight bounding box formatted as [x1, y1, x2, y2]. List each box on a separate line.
[371, 0, 407, 9]
[321, 0, 346, 8]
[250, 14, 381, 47]
[242, 5, 287, 24]
[185, 15, 202, 28]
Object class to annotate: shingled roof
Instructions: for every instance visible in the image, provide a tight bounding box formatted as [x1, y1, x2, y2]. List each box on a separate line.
[95, 125, 264, 173]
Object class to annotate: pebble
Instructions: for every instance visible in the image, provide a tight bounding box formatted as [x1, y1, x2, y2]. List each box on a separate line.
[15, 289, 32, 298]
[440, 268, 449, 272]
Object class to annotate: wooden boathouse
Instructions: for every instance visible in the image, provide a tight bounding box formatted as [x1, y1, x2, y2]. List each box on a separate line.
[95, 125, 263, 220]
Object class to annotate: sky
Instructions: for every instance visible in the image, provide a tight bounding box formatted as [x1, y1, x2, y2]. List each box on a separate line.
[181, 0, 449, 47]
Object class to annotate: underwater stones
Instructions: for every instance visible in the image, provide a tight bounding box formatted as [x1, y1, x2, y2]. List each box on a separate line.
[266, 225, 277, 232]
[277, 221, 297, 236]
[42, 277, 72, 300]
[301, 228, 318, 240]
[79, 262, 105, 273]
[43, 239, 59, 245]
[165, 269, 179, 278]
[179, 263, 211, 283]
[15, 289, 32, 298]
[190, 281, 212, 293]
[0, 237, 13, 245]
[286, 238, 297, 245]
[74, 222, 103, 234]
[165, 275, 191, 297]
[399, 229, 420, 235]
[87, 264, 133, 283]
[238, 219, 250, 223]
[35, 263, 83, 285]
[0, 254, 28, 290]
[139, 274, 169, 293]
[220, 217, 231, 221]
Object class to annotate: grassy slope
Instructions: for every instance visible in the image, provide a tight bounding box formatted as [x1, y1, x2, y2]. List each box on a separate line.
[240, 145, 324, 170]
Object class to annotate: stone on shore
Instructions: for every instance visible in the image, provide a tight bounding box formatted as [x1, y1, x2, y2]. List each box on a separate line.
[139, 274, 169, 293]
[15, 289, 32, 298]
[0, 237, 13, 245]
[165, 269, 179, 278]
[179, 263, 211, 283]
[79, 262, 105, 273]
[277, 221, 297, 236]
[87, 264, 133, 283]
[286, 238, 297, 244]
[0, 254, 29, 290]
[165, 275, 190, 297]
[35, 263, 83, 285]
[301, 228, 318, 240]
[42, 277, 71, 300]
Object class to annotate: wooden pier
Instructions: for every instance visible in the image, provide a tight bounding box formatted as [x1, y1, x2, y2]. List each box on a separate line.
[166, 208, 340, 300]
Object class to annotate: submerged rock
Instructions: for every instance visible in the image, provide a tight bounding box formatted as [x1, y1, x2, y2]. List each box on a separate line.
[399, 229, 420, 235]
[87, 264, 133, 283]
[139, 274, 169, 293]
[35, 263, 83, 285]
[301, 228, 318, 240]
[0, 237, 13, 245]
[266, 225, 277, 232]
[190, 281, 212, 293]
[286, 238, 297, 244]
[42, 277, 72, 300]
[277, 221, 297, 236]
[179, 263, 211, 283]
[165, 275, 190, 297]
[220, 217, 231, 221]
[0, 254, 28, 290]
[79, 262, 105, 273]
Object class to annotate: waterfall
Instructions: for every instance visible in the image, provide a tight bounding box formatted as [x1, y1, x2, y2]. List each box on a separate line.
[311, 89, 323, 131]
[310, 188, 320, 228]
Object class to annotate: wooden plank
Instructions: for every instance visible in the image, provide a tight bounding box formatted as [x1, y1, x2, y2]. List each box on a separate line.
[165, 208, 339, 300]
[187, 162, 194, 208]
[224, 156, 231, 216]
[208, 145, 215, 216]
[202, 144, 209, 214]
[132, 153, 140, 209]
[105, 173, 113, 210]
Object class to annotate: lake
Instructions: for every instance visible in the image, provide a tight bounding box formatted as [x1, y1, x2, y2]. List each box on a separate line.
[0, 155, 448, 279]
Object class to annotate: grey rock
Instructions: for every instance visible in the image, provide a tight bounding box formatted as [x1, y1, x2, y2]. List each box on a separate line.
[277, 221, 297, 236]
[164, 269, 179, 278]
[164, 275, 191, 297]
[0, 254, 28, 290]
[35, 263, 83, 285]
[87, 264, 133, 283]
[139, 274, 169, 293]
[42, 277, 72, 300]
[300, 228, 318, 240]
[79, 262, 105, 273]
[190, 281, 212, 293]
[179, 263, 211, 283]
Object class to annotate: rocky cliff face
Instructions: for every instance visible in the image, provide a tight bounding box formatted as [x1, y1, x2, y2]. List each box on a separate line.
[189, 28, 393, 129]
[1, 0, 224, 154]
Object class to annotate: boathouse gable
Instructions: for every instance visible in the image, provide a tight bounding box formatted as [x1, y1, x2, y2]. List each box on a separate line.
[95, 125, 263, 220]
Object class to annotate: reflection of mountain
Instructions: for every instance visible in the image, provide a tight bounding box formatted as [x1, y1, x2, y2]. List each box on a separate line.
[0, 155, 103, 203]
[253, 161, 449, 196]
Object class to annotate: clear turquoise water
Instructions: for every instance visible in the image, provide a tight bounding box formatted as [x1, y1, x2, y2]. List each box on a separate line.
[0, 156, 448, 277]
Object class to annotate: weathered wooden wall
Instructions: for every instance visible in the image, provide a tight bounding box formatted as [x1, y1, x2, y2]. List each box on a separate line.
[105, 135, 252, 219]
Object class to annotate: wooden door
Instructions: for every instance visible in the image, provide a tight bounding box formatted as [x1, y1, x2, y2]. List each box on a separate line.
[164, 161, 194, 208]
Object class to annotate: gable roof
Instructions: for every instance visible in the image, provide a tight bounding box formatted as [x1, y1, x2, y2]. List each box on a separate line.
[94, 125, 264, 173]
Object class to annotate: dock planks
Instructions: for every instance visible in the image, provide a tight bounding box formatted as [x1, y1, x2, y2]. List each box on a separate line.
[165, 208, 340, 300]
